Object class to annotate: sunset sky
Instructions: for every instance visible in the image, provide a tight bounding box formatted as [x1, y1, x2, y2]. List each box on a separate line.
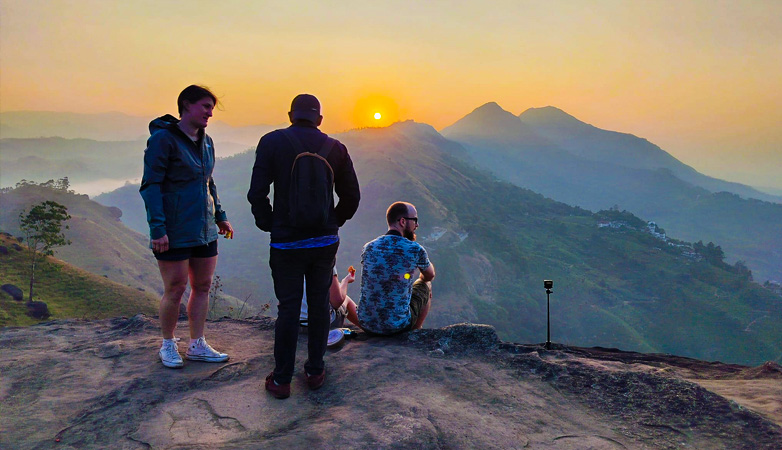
[1, 1, 780, 189]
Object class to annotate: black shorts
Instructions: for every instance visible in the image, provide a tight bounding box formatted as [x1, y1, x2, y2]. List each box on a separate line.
[154, 240, 218, 261]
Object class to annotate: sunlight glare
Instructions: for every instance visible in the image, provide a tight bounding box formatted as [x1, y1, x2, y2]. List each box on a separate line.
[352, 94, 400, 128]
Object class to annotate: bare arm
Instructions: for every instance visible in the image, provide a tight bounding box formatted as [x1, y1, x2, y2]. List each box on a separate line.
[329, 270, 356, 309]
[419, 262, 435, 282]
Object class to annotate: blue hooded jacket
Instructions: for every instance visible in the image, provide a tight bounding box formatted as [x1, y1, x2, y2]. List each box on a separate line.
[139, 114, 228, 248]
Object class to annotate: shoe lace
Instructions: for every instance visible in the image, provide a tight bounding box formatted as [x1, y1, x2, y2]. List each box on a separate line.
[195, 337, 217, 354]
[162, 342, 179, 360]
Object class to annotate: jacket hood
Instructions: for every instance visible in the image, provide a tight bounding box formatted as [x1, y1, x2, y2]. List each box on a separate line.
[149, 114, 179, 135]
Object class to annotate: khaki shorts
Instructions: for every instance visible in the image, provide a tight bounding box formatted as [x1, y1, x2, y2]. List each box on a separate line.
[331, 304, 347, 329]
[409, 279, 431, 328]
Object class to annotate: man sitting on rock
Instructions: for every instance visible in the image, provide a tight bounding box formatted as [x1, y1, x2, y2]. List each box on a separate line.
[357, 201, 435, 335]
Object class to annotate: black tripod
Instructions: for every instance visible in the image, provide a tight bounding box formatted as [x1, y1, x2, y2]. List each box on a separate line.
[544, 280, 553, 349]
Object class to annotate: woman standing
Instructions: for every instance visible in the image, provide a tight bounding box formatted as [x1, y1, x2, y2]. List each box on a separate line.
[140, 85, 234, 368]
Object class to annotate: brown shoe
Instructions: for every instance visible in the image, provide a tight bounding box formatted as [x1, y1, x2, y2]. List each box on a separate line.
[265, 372, 290, 399]
[305, 369, 326, 390]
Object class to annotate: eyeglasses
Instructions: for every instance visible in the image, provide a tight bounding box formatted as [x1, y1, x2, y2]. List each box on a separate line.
[402, 217, 418, 224]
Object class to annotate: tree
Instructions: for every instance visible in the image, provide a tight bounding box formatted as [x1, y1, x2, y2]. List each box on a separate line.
[56, 176, 71, 191]
[19, 201, 72, 302]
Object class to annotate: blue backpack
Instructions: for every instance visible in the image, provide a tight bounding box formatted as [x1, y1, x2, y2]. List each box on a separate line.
[282, 129, 335, 229]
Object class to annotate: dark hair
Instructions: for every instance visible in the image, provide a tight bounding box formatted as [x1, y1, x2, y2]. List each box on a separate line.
[177, 85, 218, 116]
[386, 202, 412, 225]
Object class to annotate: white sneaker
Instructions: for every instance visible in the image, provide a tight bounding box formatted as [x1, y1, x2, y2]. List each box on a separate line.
[185, 337, 229, 362]
[159, 340, 183, 368]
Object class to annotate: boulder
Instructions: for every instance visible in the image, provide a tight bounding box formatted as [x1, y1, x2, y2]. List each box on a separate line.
[12, 244, 23, 251]
[107, 206, 123, 220]
[26, 301, 50, 319]
[1, 284, 24, 301]
[0, 246, 8, 255]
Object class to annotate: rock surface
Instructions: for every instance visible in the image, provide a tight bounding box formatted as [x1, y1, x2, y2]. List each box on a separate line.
[25, 300, 50, 319]
[1, 283, 24, 301]
[25, 300, 51, 319]
[1, 316, 780, 449]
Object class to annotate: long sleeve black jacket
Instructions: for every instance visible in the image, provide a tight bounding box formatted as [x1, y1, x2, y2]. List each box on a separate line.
[247, 123, 360, 243]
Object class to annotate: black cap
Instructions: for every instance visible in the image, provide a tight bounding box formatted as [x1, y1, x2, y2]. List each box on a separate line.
[290, 94, 321, 123]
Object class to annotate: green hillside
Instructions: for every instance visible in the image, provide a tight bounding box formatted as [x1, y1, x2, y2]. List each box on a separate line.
[91, 122, 782, 365]
[336, 122, 782, 365]
[0, 233, 157, 327]
[0, 183, 162, 294]
[442, 103, 782, 284]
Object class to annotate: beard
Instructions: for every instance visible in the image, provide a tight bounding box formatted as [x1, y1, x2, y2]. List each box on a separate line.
[403, 228, 416, 241]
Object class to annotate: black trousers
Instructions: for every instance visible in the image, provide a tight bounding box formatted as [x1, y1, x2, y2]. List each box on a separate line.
[269, 243, 338, 384]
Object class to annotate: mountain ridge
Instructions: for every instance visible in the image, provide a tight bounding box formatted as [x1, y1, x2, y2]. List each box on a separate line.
[442, 102, 782, 283]
[4, 115, 781, 365]
[0, 184, 162, 295]
[0, 110, 276, 149]
[90, 122, 782, 365]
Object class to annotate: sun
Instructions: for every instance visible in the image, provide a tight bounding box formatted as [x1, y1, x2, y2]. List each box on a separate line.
[352, 94, 400, 128]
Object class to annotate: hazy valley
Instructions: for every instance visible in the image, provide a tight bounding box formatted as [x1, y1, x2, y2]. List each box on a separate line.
[2, 110, 781, 366]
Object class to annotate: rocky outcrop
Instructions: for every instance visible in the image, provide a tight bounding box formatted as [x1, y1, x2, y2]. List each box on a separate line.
[1, 283, 23, 301]
[1, 316, 779, 449]
[25, 300, 50, 319]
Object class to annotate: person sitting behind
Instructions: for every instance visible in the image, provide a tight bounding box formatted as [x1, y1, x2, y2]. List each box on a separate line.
[301, 266, 359, 329]
[357, 201, 435, 335]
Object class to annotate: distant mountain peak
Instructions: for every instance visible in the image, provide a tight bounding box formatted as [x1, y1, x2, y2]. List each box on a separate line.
[389, 119, 437, 133]
[518, 106, 586, 128]
[467, 102, 518, 121]
[386, 120, 446, 142]
[441, 102, 522, 137]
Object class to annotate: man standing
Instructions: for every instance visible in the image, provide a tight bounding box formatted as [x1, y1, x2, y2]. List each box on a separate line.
[358, 202, 435, 335]
[248, 94, 360, 399]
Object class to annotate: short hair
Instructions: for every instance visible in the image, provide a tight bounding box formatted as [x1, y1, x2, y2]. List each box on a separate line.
[386, 202, 412, 225]
[177, 85, 218, 116]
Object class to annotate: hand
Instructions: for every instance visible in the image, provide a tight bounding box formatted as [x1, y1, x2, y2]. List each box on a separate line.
[345, 267, 356, 284]
[151, 235, 169, 253]
[217, 221, 234, 239]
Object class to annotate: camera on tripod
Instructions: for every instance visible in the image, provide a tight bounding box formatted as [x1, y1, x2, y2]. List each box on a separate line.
[544, 280, 554, 349]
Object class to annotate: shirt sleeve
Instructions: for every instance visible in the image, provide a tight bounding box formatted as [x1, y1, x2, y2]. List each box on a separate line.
[333, 142, 361, 226]
[139, 132, 171, 240]
[209, 175, 228, 223]
[417, 244, 431, 270]
[247, 133, 275, 231]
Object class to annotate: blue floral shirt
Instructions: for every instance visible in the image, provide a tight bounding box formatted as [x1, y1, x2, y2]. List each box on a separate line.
[358, 233, 431, 334]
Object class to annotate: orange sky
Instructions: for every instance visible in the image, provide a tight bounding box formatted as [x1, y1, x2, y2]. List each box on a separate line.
[1, 1, 780, 189]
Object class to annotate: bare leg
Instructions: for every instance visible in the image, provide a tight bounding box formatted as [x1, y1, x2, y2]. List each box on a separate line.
[158, 260, 189, 339]
[412, 281, 432, 330]
[187, 255, 218, 339]
[344, 296, 360, 327]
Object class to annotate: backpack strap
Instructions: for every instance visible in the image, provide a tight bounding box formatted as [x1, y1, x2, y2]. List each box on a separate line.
[281, 128, 335, 159]
[281, 128, 307, 154]
[317, 137, 335, 160]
